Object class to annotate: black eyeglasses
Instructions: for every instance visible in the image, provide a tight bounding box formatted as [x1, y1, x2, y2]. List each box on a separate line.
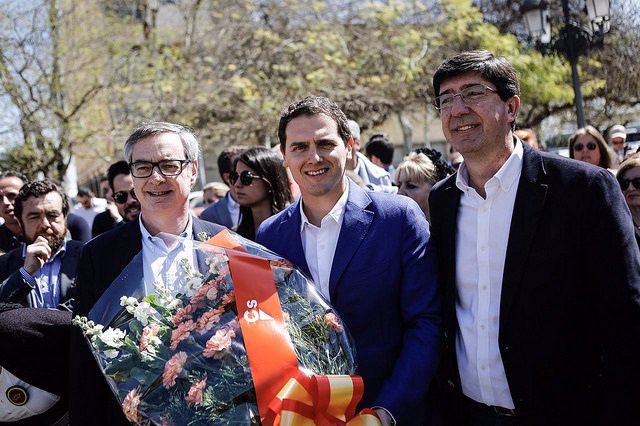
[573, 142, 597, 152]
[129, 159, 191, 178]
[229, 170, 266, 186]
[620, 177, 640, 191]
[434, 84, 498, 111]
[113, 188, 136, 204]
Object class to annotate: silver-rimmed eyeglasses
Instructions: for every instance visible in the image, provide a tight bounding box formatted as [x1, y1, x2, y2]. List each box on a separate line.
[129, 159, 191, 178]
[434, 84, 498, 111]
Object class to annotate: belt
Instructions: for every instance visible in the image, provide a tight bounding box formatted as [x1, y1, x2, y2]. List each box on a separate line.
[464, 396, 519, 417]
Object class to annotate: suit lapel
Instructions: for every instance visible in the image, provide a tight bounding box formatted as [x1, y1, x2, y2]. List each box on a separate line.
[433, 176, 462, 339]
[280, 201, 311, 277]
[329, 182, 373, 300]
[59, 241, 81, 303]
[499, 147, 548, 326]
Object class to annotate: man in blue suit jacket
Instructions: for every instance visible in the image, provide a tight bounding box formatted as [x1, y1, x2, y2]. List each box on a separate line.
[70, 122, 226, 425]
[256, 96, 441, 425]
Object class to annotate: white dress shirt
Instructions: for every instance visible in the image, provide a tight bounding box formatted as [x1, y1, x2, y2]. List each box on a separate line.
[140, 214, 196, 296]
[299, 185, 349, 301]
[454, 140, 524, 409]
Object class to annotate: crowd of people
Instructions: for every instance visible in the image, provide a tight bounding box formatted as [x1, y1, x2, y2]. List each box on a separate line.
[1, 49, 640, 425]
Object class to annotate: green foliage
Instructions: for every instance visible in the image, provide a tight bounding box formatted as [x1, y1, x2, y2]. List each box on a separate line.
[2, 0, 636, 179]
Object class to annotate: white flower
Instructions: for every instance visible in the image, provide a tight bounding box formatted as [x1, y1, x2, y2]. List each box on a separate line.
[98, 328, 126, 348]
[104, 349, 119, 359]
[133, 301, 157, 326]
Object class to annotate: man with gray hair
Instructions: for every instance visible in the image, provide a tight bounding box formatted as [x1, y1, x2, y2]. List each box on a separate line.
[70, 122, 226, 425]
[346, 119, 395, 192]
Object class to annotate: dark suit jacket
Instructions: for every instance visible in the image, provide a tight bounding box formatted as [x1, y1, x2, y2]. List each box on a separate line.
[256, 181, 441, 425]
[0, 240, 82, 310]
[90, 210, 118, 238]
[0, 223, 20, 254]
[70, 217, 225, 426]
[200, 192, 237, 229]
[429, 143, 640, 423]
[66, 212, 91, 243]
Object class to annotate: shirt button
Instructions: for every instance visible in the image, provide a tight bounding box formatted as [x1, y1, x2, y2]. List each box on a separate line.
[480, 246, 487, 251]
[482, 285, 487, 291]
[480, 324, 486, 330]
[480, 365, 486, 370]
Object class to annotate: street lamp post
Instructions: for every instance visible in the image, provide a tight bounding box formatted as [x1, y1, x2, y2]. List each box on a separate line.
[521, 0, 610, 129]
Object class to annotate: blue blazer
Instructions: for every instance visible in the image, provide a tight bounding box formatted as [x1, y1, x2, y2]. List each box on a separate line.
[429, 142, 640, 423]
[257, 181, 441, 425]
[200, 192, 237, 229]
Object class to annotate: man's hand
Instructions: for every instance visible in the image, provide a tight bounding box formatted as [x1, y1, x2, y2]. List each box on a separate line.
[23, 236, 52, 275]
[106, 202, 123, 222]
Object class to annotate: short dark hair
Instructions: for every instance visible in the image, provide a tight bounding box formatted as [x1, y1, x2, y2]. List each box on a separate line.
[76, 186, 93, 198]
[217, 146, 249, 180]
[278, 96, 351, 148]
[15, 179, 69, 222]
[107, 161, 131, 193]
[365, 134, 395, 166]
[0, 171, 29, 184]
[433, 50, 520, 129]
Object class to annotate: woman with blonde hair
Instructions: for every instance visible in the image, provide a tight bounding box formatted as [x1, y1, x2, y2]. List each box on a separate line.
[395, 152, 440, 221]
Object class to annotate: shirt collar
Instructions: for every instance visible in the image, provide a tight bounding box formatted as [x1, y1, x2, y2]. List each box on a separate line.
[139, 213, 193, 242]
[455, 138, 523, 194]
[299, 182, 350, 232]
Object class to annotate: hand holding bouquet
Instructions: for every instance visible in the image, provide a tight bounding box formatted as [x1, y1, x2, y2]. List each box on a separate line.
[74, 231, 368, 425]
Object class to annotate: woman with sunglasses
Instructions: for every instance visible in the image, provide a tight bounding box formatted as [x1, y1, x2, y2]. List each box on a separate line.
[616, 154, 640, 247]
[230, 147, 292, 240]
[568, 125, 614, 170]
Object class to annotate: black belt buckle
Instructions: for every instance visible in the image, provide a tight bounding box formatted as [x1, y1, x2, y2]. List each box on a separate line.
[491, 405, 517, 417]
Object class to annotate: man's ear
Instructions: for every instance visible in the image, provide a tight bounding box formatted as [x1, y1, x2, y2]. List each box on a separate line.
[190, 159, 199, 186]
[507, 95, 520, 124]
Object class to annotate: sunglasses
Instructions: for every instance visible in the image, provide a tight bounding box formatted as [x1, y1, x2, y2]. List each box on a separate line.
[620, 177, 640, 191]
[113, 188, 136, 204]
[229, 170, 266, 186]
[574, 142, 597, 152]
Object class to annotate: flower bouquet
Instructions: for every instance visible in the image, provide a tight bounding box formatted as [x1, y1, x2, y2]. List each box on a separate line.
[73, 230, 361, 425]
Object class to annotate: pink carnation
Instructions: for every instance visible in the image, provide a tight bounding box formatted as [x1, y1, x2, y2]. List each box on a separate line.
[162, 351, 188, 389]
[170, 320, 195, 350]
[122, 388, 143, 423]
[139, 324, 160, 352]
[323, 312, 344, 332]
[185, 375, 207, 407]
[206, 286, 218, 301]
[195, 308, 222, 335]
[172, 304, 195, 326]
[203, 327, 236, 358]
[190, 282, 215, 307]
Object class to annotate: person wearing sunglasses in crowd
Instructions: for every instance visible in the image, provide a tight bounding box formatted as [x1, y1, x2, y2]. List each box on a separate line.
[616, 153, 640, 248]
[91, 161, 139, 238]
[568, 125, 614, 170]
[230, 146, 292, 241]
[71, 122, 226, 425]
